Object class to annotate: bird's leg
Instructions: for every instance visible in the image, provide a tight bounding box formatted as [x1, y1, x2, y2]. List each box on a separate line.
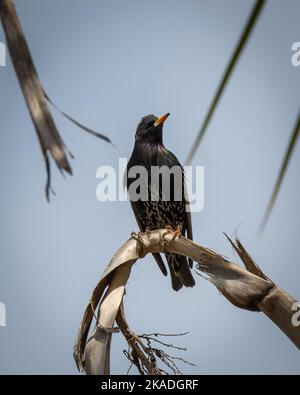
[131, 231, 147, 258]
[176, 224, 183, 237]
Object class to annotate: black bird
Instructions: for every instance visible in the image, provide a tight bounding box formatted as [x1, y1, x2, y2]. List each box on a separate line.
[126, 113, 195, 291]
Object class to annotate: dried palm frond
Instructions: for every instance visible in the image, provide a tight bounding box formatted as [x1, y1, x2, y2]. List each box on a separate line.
[0, 0, 112, 200]
[74, 229, 300, 375]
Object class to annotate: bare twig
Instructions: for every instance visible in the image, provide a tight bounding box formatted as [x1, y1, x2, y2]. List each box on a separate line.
[139, 334, 187, 351]
[117, 301, 193, 375]
[116, 301, 162, 375]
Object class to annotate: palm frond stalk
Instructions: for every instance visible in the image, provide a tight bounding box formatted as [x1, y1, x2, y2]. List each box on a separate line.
[74, 229, 299, 375]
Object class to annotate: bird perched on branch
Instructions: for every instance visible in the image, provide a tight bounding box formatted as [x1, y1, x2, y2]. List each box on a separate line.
[126, 113, 195, 291]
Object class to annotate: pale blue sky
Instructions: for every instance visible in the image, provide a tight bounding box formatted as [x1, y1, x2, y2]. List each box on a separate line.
[0, 0, 299, 374]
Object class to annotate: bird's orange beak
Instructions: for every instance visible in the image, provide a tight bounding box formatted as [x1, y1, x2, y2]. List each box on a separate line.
[154, 113, 170, 127]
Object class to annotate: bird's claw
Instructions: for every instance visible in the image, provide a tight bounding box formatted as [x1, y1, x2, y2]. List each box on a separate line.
[165, 225, 182, 245]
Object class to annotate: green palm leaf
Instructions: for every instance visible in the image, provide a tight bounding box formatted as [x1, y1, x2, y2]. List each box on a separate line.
[186, 0, 267, 165]
[259, 112, 300, 234]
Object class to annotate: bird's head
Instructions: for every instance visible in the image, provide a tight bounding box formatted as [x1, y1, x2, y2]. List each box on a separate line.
[135, 113, 170, 144]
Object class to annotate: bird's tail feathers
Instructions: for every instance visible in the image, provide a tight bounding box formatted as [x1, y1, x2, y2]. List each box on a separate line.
[165, 253, 195, 291]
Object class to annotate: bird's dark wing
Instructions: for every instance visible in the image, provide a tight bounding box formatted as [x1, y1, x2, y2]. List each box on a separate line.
[159, 149, 193, 269]
[184, 184, 193, 268]
[130, 201, 167, 276]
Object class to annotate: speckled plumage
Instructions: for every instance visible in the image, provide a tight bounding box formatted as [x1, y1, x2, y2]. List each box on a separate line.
[126, 114, 195, 291]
